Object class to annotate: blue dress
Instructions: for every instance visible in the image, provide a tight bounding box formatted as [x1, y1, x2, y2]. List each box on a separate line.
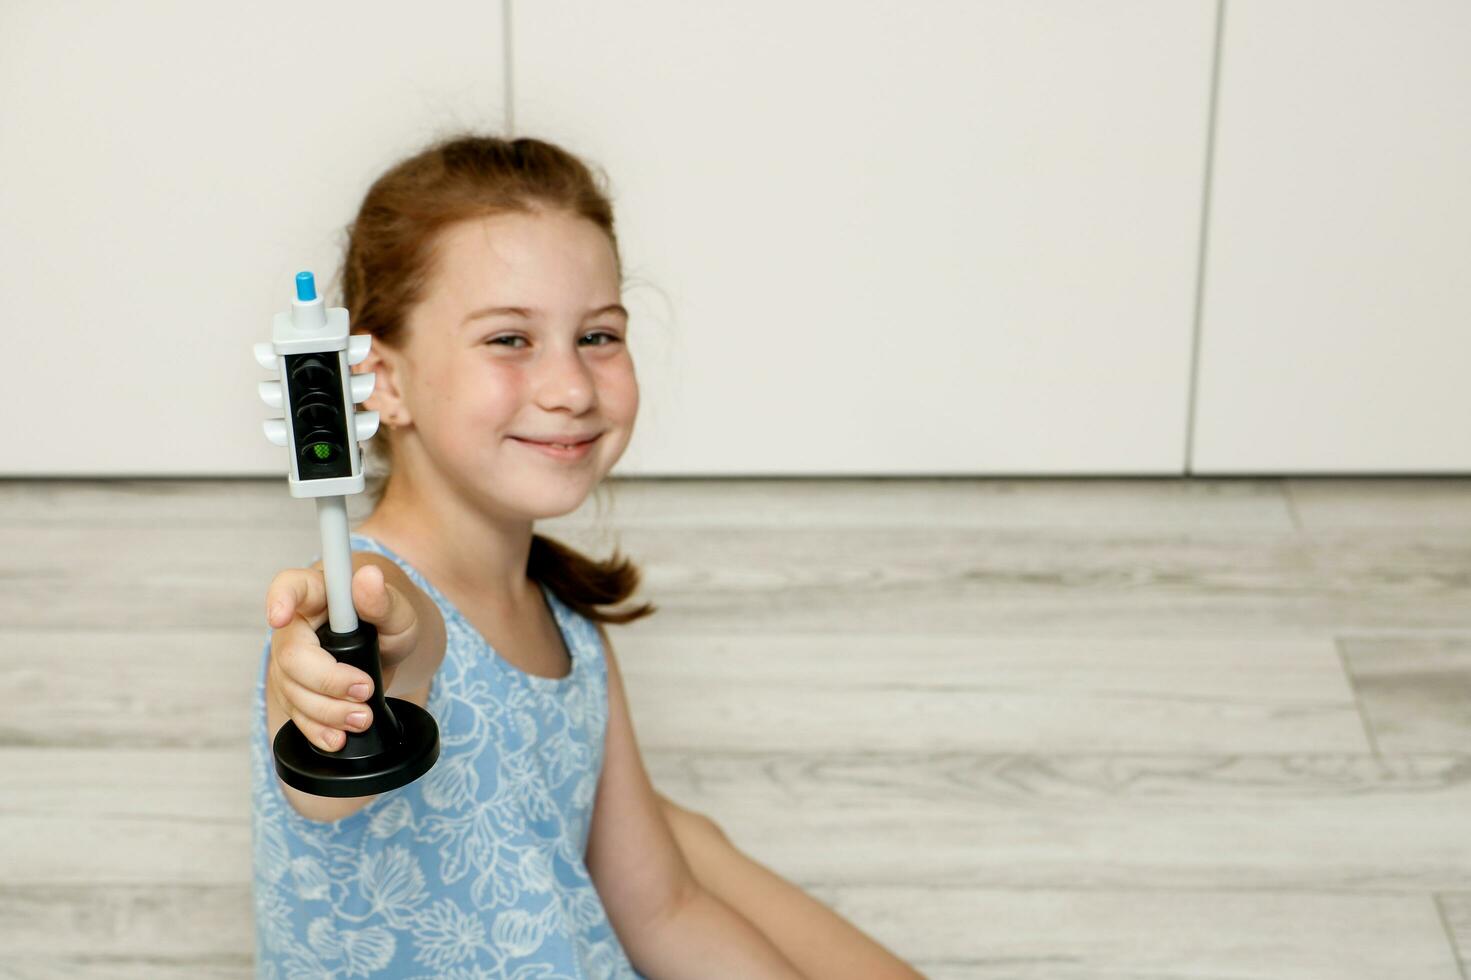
[250, 532, 646, 979]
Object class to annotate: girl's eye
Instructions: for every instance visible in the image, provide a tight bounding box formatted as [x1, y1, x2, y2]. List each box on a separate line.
[484, 331, 623, 348]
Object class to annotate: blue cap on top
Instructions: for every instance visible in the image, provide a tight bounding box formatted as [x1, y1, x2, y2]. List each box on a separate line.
[295, 271, 317, 302]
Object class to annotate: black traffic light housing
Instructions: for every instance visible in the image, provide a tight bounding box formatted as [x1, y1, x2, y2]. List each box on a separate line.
[285, 352, 354, 481]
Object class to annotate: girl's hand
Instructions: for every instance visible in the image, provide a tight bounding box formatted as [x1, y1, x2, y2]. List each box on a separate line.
[263, 561, 422, 753]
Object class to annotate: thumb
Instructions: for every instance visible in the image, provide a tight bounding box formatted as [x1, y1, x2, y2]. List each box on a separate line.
[350, 564, 418, 657]
[351, 563, 390, 622]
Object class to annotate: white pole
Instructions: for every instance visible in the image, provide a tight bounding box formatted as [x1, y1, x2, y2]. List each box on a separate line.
[316, 495, 358, 633]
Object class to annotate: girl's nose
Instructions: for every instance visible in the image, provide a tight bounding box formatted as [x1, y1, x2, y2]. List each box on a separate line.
[533, 346, 598, 412]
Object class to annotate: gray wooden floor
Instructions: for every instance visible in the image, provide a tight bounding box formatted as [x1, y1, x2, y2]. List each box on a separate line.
[2, 477, 1470, 979]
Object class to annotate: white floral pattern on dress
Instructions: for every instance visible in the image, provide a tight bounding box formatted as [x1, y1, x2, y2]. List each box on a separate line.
[250, 533, 645, 979]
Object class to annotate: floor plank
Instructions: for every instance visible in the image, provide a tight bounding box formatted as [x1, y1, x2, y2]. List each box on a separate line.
[1340, 635, 1471, 754]
[1287, 477, 1471, 530]
[5, 522, 1471, 636]
[1437, 892, 1471, 979]
[0, 629, 1368, 754]
[886, 887, 1460, 979]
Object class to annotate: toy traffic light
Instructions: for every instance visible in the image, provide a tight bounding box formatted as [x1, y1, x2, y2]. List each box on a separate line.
[254, 271, 439, 798]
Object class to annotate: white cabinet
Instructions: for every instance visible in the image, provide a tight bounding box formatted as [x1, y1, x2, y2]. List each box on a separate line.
[1191, 0, 1471, 473]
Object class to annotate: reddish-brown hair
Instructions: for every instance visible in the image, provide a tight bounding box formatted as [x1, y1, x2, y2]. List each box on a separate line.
[334, 132, 654, 626]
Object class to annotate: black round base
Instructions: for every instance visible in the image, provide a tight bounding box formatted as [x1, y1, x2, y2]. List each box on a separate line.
[274, 696, 440, 799]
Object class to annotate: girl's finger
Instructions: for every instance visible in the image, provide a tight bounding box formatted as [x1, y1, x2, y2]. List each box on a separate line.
[265, 567, 329, 630]
[278, 671, 374, 738]
[286, 704, 354, 754]
[275, 637, 374, 703]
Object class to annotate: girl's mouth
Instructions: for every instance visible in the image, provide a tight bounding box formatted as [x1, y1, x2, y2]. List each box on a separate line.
[509, 433, 601, 460]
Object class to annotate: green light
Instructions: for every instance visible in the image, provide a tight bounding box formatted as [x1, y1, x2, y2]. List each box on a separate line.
[311, 443, 333, 460]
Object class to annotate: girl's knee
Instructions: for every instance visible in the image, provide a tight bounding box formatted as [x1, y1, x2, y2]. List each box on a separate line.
[659, 794, 726, 843]
[688, 808, 726, 843]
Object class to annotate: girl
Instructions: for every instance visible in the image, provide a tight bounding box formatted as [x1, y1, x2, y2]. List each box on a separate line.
[252, 133, 922, 979]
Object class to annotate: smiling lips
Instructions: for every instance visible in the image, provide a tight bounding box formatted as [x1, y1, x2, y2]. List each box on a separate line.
[510, 433, 602, 459]
[514, 433, 600, 448]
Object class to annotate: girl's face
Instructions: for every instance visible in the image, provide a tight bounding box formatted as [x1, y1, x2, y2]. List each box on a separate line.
[388, 209, 638, 520]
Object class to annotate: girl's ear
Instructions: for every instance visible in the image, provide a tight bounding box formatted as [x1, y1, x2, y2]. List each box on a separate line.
[355, 338, 411, 428]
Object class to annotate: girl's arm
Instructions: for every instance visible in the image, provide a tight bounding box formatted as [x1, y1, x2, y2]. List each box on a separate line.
[585, 626, 805, 978]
